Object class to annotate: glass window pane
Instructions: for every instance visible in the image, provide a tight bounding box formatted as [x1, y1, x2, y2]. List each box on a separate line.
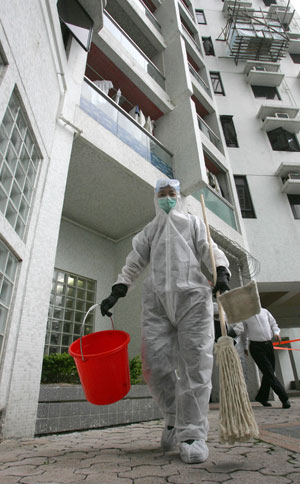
[0, 90, 41, 239]
[45, 269, 96, 354]
[57, 0, 94, 52]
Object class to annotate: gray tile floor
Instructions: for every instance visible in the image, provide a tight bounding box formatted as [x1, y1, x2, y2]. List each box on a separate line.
[0, 398, 299, 484]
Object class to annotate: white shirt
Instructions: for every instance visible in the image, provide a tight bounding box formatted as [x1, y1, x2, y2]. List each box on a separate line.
[231, 308, 280, 348]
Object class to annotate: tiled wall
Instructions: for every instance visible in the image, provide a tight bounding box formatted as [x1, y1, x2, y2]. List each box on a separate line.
[35, 385, 162, 435]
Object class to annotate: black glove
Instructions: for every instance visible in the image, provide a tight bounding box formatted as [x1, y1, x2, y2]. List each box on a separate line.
[213, 266, 230, 295]
[100, 283, 128, 317]
[227, 326, 237, 339]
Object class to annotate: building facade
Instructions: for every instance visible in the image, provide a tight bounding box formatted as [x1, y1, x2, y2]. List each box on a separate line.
[0, 0, 299, 439]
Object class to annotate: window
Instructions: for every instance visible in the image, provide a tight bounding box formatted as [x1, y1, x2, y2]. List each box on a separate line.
[234, 176, 256, 218]
[251, 85, 280, 100]
[202, 37, 215, 56]
[220, 115, 239, 147]
[57, 0, 94, 52]
[210, 72, 225, 95]
[290, 53, 300, 64]
[196, 9, 206, 24]
[0, 90, 41, 239]
[262, 0, 277, 6]
[0, 239, 18, 358]
[45, 269, 96, 355]
[288, 195, 300, 219]
[267, 128, 300, 152]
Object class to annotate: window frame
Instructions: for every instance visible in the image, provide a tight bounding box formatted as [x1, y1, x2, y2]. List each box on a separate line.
[210, 71, 225, 95]
[0, 89, 41, 239]
[290, 53, 300, 64]
[220, 115, 239, 147]
[287, 194, 300, 219]
[234, 176, 256, 219]
[45, 269, 97, 355]
[195, 9, 206, 25]
[251, 84, 281, 100]
[202, 36, 215, 56]
[57, 0, 94, 52]
[267, 127, 300, 152]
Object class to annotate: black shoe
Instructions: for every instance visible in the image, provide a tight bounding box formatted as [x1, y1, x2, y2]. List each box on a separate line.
[282, 400, 291, 409]
[255, 398, 272, 407]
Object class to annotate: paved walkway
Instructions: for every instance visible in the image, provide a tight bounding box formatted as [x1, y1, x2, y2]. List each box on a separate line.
[0, 398, 299, 484]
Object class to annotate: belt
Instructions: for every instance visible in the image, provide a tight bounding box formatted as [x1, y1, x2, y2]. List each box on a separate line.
[250, 340, 272, 345]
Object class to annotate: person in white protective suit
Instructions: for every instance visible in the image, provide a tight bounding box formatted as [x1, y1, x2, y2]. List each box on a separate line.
[101, 179, 230, 464]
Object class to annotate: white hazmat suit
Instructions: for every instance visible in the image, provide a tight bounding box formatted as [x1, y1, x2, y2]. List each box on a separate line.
[114, 180, 230, 447]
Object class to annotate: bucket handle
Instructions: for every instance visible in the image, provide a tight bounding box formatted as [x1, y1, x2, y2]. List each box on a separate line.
[79, 303, 115, 361]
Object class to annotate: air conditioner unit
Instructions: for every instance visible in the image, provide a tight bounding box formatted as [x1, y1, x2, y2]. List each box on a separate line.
[287, 173, 300, 180]
[274, 112, 289, 119]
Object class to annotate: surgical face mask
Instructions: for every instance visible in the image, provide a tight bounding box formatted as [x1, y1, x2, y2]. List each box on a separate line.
[158, 196, 177, 214]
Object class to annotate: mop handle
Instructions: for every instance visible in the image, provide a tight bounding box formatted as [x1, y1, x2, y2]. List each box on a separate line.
[200, 194, 227, 337]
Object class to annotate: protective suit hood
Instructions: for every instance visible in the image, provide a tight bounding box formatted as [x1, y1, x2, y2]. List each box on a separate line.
[154, 178, 184, 216]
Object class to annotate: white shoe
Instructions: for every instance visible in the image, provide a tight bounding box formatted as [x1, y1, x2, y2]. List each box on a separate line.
[161, 425, 177, 451]
[179, 439, 209, 464]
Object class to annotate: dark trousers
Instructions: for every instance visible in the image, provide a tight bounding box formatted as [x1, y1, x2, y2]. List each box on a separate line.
[249, 340, 288, 403]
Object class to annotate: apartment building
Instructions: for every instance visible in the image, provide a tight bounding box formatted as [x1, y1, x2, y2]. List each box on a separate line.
[0, 0, 299, 439]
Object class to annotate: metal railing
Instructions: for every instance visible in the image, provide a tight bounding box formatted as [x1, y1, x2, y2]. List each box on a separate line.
[188, 63, 211, 96]
[197, 115, 221, 150]
[80, 78, 173, 178]
[103, 12, 165, 89]
[137, 0, 161, 30]
[179, 0, 195, 21]
[181, 24, 202, 54]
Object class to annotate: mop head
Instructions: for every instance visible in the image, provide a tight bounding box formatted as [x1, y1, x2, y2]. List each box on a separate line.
[215, 336, 259, 444]
[217, 281, 261, 324]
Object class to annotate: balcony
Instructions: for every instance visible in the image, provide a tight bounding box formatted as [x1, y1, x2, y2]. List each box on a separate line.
[181, 23, 202, 55]
[257, 105, 300, 133]
[276, 162, 300, 195]
[103, 13, 166, 89]
[197, 115, 222, 152]
[244, 61, 284, 87]
[188, 63, 211, 97]
[178, 0, 195, 22]
[135, 0, 161, 31]
[192, 186, 237, 230]
[268, 3, 295, 26]
[222, 0, 254, 17]
[80, 78, 173, 178]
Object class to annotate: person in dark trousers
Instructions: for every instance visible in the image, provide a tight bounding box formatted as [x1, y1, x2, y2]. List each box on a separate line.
[232, 308, 291, 408]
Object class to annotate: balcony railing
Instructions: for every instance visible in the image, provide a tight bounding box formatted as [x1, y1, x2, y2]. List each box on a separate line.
[181, 24, 202, 54]
[192, 187, 237, 230]
[197, 115, 221, 151]
[136, 0, 161, 31]
[188, 63, 211, 97]
[103, 13, 165, 89]
[179, 0, 195, 21]
[80, 78, 173, 178]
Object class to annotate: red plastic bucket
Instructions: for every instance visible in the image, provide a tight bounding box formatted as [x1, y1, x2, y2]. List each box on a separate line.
[69, 304, 131, 405]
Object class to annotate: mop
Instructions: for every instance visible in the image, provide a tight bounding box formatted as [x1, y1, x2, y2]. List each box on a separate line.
[200, 194, 259, 444]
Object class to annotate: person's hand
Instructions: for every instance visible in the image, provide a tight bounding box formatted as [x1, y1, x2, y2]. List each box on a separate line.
[244, 349, 248, 356]
[100, 284, 128, 317]
[274, 334, 281, 342]
[101, 295, 118, 317]
[213, 266, 230, 295]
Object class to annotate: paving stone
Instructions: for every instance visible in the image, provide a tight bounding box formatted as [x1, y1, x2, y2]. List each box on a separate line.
[19, 467, 86, 483]
[119, 463, 180, 479]
[221, 470, 291, 483]
[285, 472, 300, 483]
[168, 468, 229, 483]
